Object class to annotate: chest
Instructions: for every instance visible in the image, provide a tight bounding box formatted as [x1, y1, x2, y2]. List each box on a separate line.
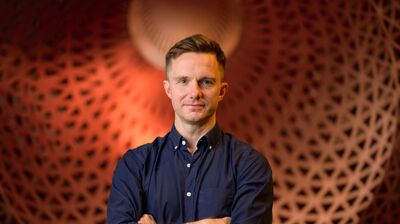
[144, 148, 236, 222]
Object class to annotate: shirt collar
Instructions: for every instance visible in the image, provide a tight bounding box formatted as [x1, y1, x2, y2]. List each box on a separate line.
[169, 124, 221, 151]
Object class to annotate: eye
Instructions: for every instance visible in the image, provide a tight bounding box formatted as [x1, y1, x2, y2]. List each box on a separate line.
[177, 78, 188, 84]
[199, 79, 215, 87]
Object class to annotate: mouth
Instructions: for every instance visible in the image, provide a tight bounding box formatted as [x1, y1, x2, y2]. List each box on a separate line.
[184, 104, 205, 109]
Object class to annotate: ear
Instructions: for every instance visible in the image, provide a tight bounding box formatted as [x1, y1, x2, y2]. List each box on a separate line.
[163, 80, 172, 99]
[218, 82, 228, 101]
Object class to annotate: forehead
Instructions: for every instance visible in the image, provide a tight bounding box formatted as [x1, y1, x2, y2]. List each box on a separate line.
[168, 52, 221, 77]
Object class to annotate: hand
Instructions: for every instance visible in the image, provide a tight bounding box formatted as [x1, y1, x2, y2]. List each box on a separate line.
[187, 217, 231, 224]
[138, 214, 157, 224]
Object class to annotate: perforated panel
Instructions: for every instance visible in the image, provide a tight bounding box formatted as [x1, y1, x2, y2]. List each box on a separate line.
[217, 1, 400, 223]
[0, 0, 399, 223]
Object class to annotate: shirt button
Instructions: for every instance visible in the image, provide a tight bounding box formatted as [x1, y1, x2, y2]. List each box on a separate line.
[209, 145, 212, 149]
[186, 163, 191, 168]
[182, 140, 186, 146]
[186, 192, 192, 197]
[174, 145, 178, 149]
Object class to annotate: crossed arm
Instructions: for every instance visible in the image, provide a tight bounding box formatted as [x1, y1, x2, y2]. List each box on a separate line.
[138, 214, 231, 224]
[107, 149, 273, 224]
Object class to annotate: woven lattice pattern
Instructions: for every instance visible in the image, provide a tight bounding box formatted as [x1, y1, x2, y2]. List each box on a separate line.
[0, 0, 399, 223]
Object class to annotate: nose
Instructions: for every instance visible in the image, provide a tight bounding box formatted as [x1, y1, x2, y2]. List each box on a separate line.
[189, 80, 202, 99]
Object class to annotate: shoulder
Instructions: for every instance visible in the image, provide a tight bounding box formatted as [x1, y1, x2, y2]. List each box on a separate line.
[122, 143, 153, 162]
[118, 135, 167, 170]
[223, 133, 271, 173]
[223, 133, 265, 160]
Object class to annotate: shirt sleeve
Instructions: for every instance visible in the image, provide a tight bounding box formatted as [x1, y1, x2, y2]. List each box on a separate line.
[230, 149, 273, 224]
[107, 150, 146, 224]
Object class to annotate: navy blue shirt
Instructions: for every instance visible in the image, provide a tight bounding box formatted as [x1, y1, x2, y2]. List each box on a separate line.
[107, 124, 273, 224]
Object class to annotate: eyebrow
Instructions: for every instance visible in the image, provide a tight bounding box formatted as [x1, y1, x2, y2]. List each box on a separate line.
[171, 73, 219, 83]
[200, 77, 216, 80]
[173, 75, 189, 80]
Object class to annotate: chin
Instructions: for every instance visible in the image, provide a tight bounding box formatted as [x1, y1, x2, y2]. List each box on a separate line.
[179, 114, 202, 123]
[185, 117, 203, 124]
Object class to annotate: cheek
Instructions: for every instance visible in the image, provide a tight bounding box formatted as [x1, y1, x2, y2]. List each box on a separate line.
[209, 90, 222, 101]
[170, 89, 186, 102]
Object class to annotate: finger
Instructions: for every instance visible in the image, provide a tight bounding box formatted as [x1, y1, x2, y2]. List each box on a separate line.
[223, 217, 231, 224]
[138, 214, 154, 224]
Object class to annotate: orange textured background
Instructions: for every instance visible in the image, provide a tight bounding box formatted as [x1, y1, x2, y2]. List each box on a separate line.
[0, 0, 399, 223]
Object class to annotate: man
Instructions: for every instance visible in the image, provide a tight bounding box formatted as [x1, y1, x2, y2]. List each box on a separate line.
[107, 34, 273, 224]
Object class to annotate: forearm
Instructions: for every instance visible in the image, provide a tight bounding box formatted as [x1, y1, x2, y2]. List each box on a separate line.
[186, 217, 231, 224]
[137, 214, 231, 224]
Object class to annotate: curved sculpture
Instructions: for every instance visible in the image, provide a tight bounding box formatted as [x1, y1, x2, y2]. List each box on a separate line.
[128, 0, 243, 68]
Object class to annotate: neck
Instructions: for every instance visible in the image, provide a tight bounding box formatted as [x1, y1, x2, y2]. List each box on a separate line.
[174, 115, 216, 153]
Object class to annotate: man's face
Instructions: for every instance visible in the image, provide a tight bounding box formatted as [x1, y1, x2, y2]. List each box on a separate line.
[163, 52, 228, 126]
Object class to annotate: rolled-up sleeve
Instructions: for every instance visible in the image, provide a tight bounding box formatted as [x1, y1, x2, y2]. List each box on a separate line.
[230, 150, 273, 224]
[107, 150, 145, 224]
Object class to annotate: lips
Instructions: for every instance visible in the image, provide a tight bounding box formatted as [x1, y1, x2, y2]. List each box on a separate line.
[183, 103, 205, 109]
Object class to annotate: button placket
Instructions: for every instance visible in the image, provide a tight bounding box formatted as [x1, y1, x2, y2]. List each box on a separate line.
[184, 155, 196, 221]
